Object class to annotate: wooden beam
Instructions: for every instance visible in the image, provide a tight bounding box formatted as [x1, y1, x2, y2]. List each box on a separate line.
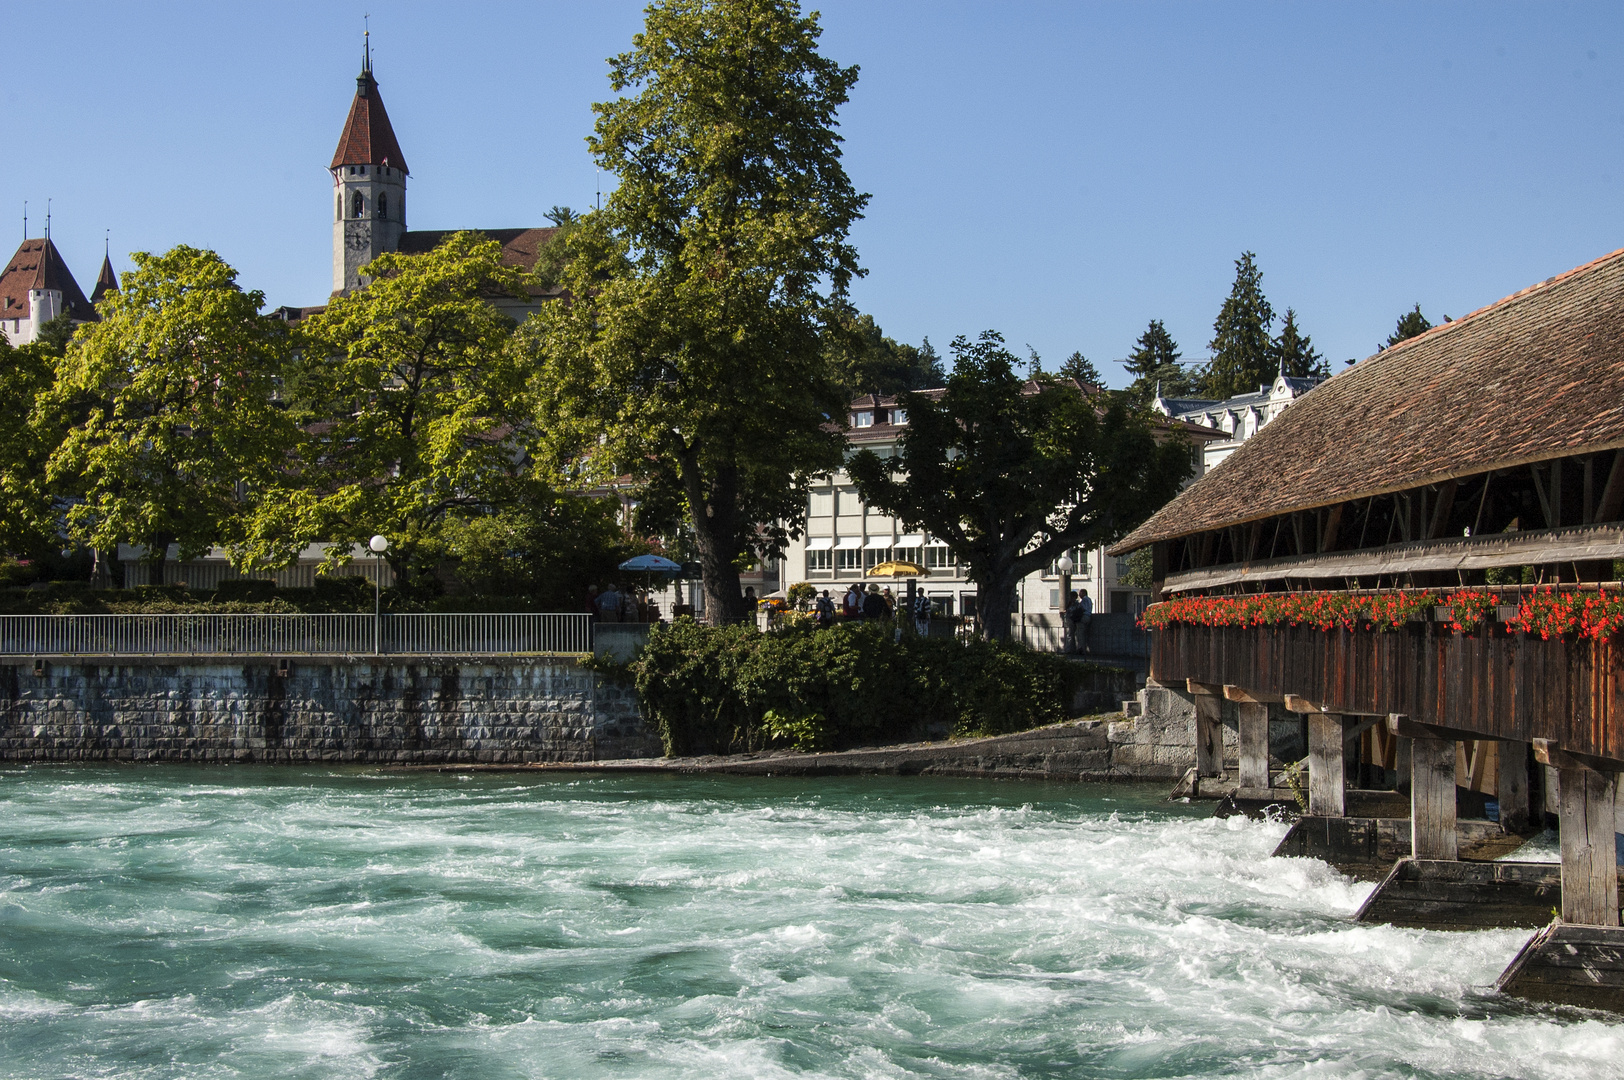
[1308, 713, 1345, 817]
[1224, 684, 1283, 704]
[1558, 765, 1620, 926]
[1498, 740, 1532, 833]
[1411, 735, 1459, 860]
[1600, 449, 1624, 524]
[1161, 521, 1624, 593]
[1319, 503, 1344, 553]
[1388, 714, 1500, 743]
[1284, 694, 1327, 714]
[1531, 463, 1554, 530]
[1237, 701, 1270, 791]
[1186, 679, 1223, 697]
[1427, 480, 1458, 540]
[1533, 739, 1624, 774]
[1194, 692, 1223, 778]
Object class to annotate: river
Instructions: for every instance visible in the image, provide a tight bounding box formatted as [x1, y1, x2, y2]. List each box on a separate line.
[0, 766, 1618, 1079]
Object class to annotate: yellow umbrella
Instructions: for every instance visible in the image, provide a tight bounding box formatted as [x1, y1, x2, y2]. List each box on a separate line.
[868, 560, 929, 578]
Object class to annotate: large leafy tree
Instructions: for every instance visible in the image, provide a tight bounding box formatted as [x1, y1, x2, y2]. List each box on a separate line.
[244, 233, 536, 590]
[1121, 319, 1192, 408]
[1202, 252, 1275, 399]
[1271, 307, 1328, 378]
[847, 331, 1193, 640]
[43, 246, 296, 578]
[528, 0, 868, 623]
[0, 332, 61, 556]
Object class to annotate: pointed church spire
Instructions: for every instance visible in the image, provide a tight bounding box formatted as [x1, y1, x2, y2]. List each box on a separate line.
[91, 249, 119, 306]
[330, 34, 408, 174]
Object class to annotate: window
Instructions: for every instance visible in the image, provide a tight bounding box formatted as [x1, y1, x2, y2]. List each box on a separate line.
[835, 489, 862, 517]
[893, 546, 921, 567]
[837, 547, 863, 572]
[378, 192, 388, 220]
[925, 545, 954, 570]
[865, 546, 892, 570]
[809, 490, 833, 517]
[1047, 548, 1090, 578]
[336, 194, 342, 222]
[852, 411, 873, 428]
[352, 192, 365, 218]
[891, 408, 908, 425]
[808, 549, 832, 572]
[1050, 589, 1061, 609]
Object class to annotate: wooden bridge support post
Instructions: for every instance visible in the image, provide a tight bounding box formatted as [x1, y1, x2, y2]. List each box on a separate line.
[1237, 702, 1270, 792]
[1194, 694, 1223, 778]
[1497, 741, 1532, 833]
[1307, 713, 1345, 817]
[1411, 735, 1458, 860]
[1558, 764, 1620, 926]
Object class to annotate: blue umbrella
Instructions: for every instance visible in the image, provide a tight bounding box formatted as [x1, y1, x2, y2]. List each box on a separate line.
[618, 555, 683, 573]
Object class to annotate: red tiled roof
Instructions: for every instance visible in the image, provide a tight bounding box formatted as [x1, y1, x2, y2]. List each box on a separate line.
[397, 227, 559, 271]
[0, 238, 96, 324]
[330, 66, 409, 174]
[1110, 245, 1624, 554]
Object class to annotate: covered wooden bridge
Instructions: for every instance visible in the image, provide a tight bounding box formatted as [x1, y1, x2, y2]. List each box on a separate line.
[1111, 246, 1624, 1010]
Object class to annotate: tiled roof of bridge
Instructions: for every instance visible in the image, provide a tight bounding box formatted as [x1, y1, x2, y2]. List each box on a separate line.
[1110, 245, 1624, 555]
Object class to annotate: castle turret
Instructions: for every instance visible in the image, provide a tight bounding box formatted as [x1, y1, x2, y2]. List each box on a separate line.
[0, 236, 96, 346]
[330, 37, 409, 294]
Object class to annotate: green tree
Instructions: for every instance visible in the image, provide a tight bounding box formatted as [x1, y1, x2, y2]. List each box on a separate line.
[1203, 252, 1275, 399]
[43, 246, 296, 579]
[0, 334, 61, 556]
[1271, 307, 1328, 378]
[832, 309, 939, 396]
[247, 232, 535, 589]
[847, 331, 1193, 640]
[1058, 350, 1104, 388]
[443, 495, 651, 608]
[1121, 319, 1192, 407]
[528, 0, 868, 624]
[1382, 303, 1432, 349]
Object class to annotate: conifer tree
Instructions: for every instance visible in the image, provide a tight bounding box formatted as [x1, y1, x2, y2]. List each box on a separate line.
[1270, 308, 1328, 379]
[1058, 350, 1104, 388]
[1203, 252, 1275, 399]
[1122, 319, 1190, 407]
[1382, 303, 1432, 349]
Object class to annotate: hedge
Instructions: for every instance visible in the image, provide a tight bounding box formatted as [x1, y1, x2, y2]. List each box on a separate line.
[626, 618, 1119, 757]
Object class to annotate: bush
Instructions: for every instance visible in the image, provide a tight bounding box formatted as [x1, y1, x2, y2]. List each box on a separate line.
[630, 618, 1117, 756]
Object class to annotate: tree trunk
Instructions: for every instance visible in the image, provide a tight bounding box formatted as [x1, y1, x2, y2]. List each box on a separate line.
[680, 458, 747, 626]
[976, 572, 1017, 641]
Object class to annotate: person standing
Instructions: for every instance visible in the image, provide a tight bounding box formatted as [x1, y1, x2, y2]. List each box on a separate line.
[1066, 588, 1093, 653]
[862, 584, 888, 621]
[596, 584, 622, 624]
[815, 589, 836, 628]
[913, 592, 932, 635]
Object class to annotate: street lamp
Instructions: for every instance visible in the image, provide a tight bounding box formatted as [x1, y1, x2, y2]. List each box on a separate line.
[1057, 554, 1074, 654]
[369, 535, 388, 655]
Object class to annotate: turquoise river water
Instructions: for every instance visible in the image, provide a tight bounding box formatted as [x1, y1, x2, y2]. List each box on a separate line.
[1, 766, 1619, 1079]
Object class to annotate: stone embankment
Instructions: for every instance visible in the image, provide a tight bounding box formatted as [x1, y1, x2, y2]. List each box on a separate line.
[0, 656, 658, 764]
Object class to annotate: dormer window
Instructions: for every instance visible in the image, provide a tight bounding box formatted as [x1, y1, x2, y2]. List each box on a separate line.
[852, 411, 873, 428]
[892, 408, 908, 425]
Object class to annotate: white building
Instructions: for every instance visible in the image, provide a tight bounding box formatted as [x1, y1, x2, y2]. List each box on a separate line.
[777, 391, 1223, 640]
[1152, 372, 1323, 472]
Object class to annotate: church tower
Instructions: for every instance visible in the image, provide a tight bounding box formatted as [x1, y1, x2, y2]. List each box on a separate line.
[330, 36, 409, 294]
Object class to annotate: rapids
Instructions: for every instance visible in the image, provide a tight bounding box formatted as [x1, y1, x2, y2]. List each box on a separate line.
[0, 766, 1617, 1079]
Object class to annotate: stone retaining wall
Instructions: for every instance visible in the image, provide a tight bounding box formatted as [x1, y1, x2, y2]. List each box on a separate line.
[0, 657, 659, 764]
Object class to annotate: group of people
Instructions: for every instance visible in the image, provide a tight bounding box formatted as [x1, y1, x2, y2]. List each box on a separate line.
[586, 584, 660, 624]
[1065, 588, 1092, 653]
[806, 583, 934, 633]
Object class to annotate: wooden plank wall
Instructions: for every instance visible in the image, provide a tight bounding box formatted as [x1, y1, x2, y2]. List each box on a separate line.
[1152, 622, 1624, 763]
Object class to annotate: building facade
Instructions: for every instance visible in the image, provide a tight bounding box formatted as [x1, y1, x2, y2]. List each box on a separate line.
[777, 391, 1222, 642]
[1152, 372, 1323, 472]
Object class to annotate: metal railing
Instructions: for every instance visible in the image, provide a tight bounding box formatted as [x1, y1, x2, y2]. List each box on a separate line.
[0, 613, 593, 657]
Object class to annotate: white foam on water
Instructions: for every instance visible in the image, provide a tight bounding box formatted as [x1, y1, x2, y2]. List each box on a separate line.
[2, 769, 1622, 1079]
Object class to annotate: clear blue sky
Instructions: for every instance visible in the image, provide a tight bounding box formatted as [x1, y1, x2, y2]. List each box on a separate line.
[8, 1, 1622, 385]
